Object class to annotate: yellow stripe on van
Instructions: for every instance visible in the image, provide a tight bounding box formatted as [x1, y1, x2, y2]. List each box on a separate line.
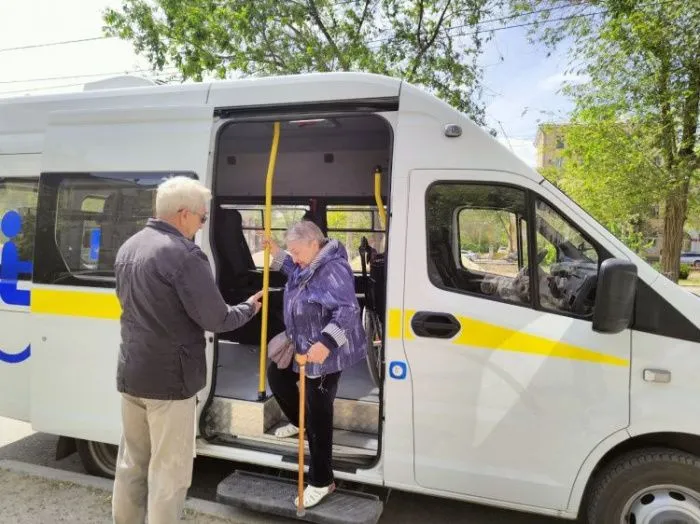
[453, 316, 628, 366]
[388, 308, 628, 367]
[31, 288, 121, 320]
[387, 308, 402, 339]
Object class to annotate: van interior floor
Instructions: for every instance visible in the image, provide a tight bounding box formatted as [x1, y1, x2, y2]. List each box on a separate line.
[207, 341, 380, 461]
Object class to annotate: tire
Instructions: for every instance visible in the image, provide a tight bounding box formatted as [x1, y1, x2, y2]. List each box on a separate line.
[362, 307, 383, 387]
[586, 448, 700, 524]
[694, 260, 700, 269]
[76, 439, 118, 479]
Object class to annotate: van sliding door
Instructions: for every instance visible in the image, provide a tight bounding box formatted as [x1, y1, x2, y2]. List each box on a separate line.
[30, 106, 213, 445]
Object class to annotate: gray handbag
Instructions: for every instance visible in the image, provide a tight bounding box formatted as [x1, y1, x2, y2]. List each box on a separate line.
[267, 331, 294, 369]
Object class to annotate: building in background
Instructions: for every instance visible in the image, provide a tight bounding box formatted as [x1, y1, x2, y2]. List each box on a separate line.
[534, 123, 569, 170]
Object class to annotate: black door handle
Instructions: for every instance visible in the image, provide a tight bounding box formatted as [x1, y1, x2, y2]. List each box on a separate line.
[411, 311, 461, 338]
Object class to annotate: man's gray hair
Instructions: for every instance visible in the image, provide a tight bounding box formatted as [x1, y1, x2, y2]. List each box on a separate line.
[285, 220, 325, 244]
[155, 176, 212, 218]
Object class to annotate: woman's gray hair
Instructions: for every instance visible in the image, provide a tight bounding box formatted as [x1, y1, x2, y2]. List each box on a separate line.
[285, 220, 325, 245]
[155, 176, 212, 218]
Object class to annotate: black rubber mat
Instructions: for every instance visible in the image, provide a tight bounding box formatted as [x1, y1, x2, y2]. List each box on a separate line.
[217, 470, 383, 524]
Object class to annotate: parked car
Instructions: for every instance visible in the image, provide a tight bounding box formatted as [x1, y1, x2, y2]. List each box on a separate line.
[681, 252, 700, 268]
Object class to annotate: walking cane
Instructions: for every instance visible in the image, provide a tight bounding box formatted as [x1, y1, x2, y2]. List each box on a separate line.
[296, 353, 308, 517]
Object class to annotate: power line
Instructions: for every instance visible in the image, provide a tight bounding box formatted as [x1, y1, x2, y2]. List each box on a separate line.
[0, 71, 182, 97]
[0, 82, 87, 96]
[0, 67, 180, 86]
[0, 36, 114, 54]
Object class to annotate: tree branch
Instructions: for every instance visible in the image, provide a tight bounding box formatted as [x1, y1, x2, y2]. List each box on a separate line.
[357, 0, 372, 37]
[416, 0, 425, 48]
[409, 0, 451, 77]
[307, 0, 349, 70]
[678, 59, 700, 170]
[657, 53, 676, 171]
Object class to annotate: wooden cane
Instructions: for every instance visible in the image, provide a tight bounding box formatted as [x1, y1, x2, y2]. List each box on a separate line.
[296, 353, 308, 517]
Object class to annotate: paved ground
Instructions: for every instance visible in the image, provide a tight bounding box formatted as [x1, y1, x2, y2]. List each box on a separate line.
[0, 468, 243, 524]
[0, 417, 565, 523]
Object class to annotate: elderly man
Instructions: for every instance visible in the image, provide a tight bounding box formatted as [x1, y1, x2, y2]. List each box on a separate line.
[112, 176, 262, 524]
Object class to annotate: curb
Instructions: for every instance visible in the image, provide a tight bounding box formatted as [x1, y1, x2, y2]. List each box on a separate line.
[0, 459, 290, 523]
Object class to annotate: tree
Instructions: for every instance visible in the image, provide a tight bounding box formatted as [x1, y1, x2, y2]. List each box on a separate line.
[515, 0, 700, 281]
[104, 0, 500, 124]
[541, 113, 663, 254]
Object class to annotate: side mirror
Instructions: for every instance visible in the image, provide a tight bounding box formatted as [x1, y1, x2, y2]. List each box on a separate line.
[592, 258, 638, 334]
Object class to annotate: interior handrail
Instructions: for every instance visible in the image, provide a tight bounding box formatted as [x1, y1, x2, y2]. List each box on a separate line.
[374, 166, 387, 230]
[258, 121, 281, 400]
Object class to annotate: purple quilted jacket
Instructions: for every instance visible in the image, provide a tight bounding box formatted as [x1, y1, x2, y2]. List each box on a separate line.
[271, 239, 367, 377]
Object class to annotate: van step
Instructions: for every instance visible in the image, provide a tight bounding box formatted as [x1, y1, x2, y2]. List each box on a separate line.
[217, 470, 383, 524]
[208, 396, 379, 437]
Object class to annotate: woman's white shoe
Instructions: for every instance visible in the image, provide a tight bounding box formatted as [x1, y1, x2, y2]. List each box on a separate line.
[294, 483, 335, 508]
[274, 423, 299, 438]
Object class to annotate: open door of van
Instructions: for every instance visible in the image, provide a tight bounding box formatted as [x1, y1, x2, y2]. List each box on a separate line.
[29, 104, 214, 456]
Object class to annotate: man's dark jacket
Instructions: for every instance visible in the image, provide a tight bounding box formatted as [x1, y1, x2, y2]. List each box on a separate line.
[115, 219, 255, 400]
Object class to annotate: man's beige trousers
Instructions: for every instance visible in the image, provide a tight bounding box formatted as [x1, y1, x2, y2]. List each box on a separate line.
[112, 393, 196, 524]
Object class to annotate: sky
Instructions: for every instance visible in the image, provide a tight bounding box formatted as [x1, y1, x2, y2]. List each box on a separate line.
[0, 0, 578, 167]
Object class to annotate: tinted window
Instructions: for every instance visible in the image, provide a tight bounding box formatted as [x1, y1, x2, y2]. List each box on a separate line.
[34, 172, 195, 287]
[534, 199, 600, 316]
[426, 183, 530, 306]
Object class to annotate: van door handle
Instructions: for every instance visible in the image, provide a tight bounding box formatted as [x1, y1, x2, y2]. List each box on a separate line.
[411, 312, 461, 339]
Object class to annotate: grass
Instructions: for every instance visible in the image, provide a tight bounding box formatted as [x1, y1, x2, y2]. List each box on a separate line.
[679, 270, 700, 287]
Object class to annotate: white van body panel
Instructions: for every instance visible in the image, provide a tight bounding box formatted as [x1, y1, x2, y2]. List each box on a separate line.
[29, 104, 214, 442]
[0, 73, 697, 520]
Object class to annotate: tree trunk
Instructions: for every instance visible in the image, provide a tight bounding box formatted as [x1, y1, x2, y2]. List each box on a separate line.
[660, 180, 690, 282]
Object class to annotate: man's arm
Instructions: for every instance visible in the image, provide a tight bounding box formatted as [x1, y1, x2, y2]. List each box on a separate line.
[173, 249, 260, 333]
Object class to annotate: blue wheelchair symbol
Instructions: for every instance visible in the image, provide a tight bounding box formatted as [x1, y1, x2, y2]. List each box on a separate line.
[0, 210, 33, 364]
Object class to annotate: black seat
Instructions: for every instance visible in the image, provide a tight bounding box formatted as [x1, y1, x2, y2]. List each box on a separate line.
[217, 209, 256, 285]
[428, 227, 464, 290]
[302, 208, 327, 236]
[215, 207, 286, 344]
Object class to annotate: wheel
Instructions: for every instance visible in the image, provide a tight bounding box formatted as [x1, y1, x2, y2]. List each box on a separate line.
[586, 448, 700, 524]
[694, 260, 700, 269]
[362, 307, 383, 387]
[76, 439, 118, 478]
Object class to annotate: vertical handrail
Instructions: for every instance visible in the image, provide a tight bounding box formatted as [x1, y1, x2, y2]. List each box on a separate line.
[373, 166, 387, 229]
[258, 121, 281, 400]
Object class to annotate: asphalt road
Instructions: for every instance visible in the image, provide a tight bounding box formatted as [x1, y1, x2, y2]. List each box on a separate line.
[0, 417, 565, 524]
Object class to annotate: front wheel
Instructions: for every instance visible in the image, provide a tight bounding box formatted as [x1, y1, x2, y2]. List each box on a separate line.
[76, 439, 118, 478]
[586, 448, 700, 523]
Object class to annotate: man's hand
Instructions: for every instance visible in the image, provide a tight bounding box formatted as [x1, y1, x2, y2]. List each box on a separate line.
[247, 291, 263, 314]
[306, 342, 330, 364]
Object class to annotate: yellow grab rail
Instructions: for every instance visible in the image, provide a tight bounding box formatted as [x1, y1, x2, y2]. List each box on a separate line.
[374, 166, 387, 229]
[258, 121, 281, 400]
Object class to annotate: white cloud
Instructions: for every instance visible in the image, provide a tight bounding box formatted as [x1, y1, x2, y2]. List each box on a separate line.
[497, 137, 537, 168]
[538, 72, 590, 92]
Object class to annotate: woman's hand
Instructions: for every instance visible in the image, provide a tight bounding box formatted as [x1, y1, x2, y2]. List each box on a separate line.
[306, 342, 330, 364]
[261, 235, 281, 257]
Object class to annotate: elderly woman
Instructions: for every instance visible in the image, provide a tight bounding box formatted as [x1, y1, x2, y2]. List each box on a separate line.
[265, 220, 366, 508]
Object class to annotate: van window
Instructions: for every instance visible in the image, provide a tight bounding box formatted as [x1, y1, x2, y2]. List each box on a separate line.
[534, 199, 600, 316]
[34, 172, 194, 287]
[327, 205, 385, 272]
[0, 178, 39, 282]
[426, 183, 530, 306]
[230, 204, 309, 267]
